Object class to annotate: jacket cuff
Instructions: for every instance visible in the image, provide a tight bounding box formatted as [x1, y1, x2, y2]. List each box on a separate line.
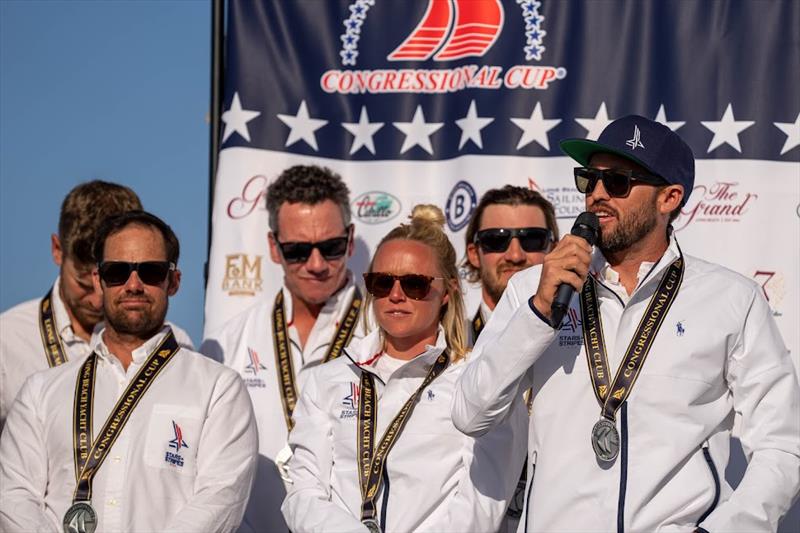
[528, 295, 553, 327]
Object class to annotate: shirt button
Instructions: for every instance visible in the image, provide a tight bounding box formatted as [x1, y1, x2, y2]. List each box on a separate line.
[113, 456, 121, 463]
[108, 499, 117, 506]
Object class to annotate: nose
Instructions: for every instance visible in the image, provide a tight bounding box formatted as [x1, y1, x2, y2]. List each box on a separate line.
[504, 237, 526, 263]
[304, 247, 328, 274]
[388, 279, 406, 302]
[586, 176, 611, 207]
[86, 287, 103, 311]
[123, 270, 145, 292]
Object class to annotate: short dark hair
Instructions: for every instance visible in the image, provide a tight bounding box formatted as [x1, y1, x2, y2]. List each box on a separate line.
[462, 186, 559, 283]
[266, 165, 351, 234]
[93, 210, 180, 265]
[59, 180, 142, 265]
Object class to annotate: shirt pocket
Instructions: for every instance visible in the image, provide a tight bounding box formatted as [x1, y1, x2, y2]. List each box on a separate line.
[142, 403, 203, 476]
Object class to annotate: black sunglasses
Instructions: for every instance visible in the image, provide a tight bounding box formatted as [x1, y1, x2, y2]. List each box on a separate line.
[363, 272, 443, 301]
[475, 227, 553, 254]
[275, 227, 351, 264]
[98, 261, 175, 287]
[574, 167, 667, 198]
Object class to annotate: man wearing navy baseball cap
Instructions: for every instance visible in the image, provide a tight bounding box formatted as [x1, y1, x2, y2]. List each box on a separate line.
[453, 115, 800, 532]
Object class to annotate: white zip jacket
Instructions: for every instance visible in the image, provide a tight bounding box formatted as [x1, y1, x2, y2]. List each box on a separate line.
[452, 236, 800, 532]
[0, 326, 257, 533]
[282, 328, 528, 532]
[201, 275, 365, 532]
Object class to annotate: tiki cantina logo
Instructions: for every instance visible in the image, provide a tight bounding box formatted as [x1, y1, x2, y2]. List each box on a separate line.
[223, 254, 263, 296]
[324, 0, 567, 94]
[673, 182, 758, 232]
[353, 191, 402, 224]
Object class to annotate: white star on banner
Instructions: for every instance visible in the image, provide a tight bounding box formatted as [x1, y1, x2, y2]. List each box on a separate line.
[510, 101, 561, 151]
[455, 100, 494, 149]
[342, 106, 384, 155]
[774, 112, 800, 155]
[221, 92, 261, 143]
[575, 102, 613, 140]
[277, 100, 328, 151]
[654, 104, 685, 132]
[700, 103, 754, 153]
[393, 105, 443, 155]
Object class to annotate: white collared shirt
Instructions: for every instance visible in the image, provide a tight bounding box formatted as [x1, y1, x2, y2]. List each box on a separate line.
[0, 278, 195, 432]
[200, 273, 366, 533]
[0, 326, 257, 533]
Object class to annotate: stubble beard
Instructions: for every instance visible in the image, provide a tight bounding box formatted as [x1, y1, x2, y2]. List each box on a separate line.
[597, 198, 659, 255]
[104, 300, 168, 340]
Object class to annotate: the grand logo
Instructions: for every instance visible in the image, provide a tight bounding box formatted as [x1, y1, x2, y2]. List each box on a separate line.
[324, 0, 567, 94]
[223, 254, 263, 296]
[674, 181, 758, 231]
[227, 174, 269, 220]
[353, 191, 402, 224]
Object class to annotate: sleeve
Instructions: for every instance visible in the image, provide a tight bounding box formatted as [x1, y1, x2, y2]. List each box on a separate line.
[700, 286, 800, 532]
[281, 370, 367, 533]
[0, 375, 60, 532]
[162, 370, 259, 533]
[452, 274, 557, 436]
[431, 396, 530, 532]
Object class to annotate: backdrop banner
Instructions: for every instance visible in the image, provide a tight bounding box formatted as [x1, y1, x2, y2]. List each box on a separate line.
[206, 2, 799, 523]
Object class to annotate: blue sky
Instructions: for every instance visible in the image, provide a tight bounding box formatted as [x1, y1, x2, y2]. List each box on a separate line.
[0, 0, 210, 343]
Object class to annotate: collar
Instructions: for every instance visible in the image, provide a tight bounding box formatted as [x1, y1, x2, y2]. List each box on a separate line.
[478, 298, 494, 323]
[50, 277, 77, 341]
[91, 325, 173, 365]
[590, 233, 681, 294]
[281, 270, 356, 326]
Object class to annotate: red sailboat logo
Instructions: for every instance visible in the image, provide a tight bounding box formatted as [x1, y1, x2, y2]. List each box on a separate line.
[388, 0, 504, 62]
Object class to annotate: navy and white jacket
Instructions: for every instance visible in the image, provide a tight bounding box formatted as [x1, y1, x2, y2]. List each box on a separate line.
[452, 236, 800, 532]
[282, 328, 528, 532]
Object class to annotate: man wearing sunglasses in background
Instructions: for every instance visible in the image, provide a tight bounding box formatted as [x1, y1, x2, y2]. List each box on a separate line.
[202, 165, 364, 533]
[462, 185, 558, 533]
[0, 181, 193, 433]
[453, 116, 800, 532]
[0, 210, 257, 532]
[463, 185, 559, 345]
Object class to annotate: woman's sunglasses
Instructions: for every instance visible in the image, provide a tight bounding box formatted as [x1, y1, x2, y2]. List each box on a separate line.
[363, 272, 443, 301]
[475, 227, 553, 254]
[574, 167, 667, 198]
[275, 227, 351, 264]
[98, 261, 175, 286]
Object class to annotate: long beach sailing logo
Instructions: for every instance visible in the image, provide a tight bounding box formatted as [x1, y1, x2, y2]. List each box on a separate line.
[324, 0, 567, 94]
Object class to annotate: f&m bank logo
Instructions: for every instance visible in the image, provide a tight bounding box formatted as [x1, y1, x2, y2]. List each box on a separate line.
[223, 254, 263, 296]
[324, 0, 567, 94]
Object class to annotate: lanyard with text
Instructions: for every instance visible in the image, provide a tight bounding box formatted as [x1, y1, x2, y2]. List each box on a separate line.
[71, 329, 180, 502]
[272, 288, 362, 431]
[357, 351, 450, 526]
[579, 255, 684, 462]
[471, 308, 485, 342]
[39, 289, 68, 368]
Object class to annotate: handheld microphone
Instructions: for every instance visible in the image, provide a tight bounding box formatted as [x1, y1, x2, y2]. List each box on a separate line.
[550, 212, 599, 328]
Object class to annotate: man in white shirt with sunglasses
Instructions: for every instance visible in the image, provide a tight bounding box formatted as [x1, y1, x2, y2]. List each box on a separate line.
[202, 165, 365, 532]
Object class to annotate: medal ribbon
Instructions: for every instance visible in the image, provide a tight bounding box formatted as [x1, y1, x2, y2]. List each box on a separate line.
[579, 255, 684, 421]
[71, 329, 179, 502]
[39, 289, 68, 367]
[272, 288, 362, 431]
[471, 308, 484, 342]
[357, 351, 450, 522]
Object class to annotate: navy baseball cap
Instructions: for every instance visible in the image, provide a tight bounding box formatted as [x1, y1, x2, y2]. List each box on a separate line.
[560, 115, 695, 205]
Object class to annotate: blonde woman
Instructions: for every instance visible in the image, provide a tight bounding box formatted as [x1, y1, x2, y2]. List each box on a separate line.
[282, 205, 527, 532]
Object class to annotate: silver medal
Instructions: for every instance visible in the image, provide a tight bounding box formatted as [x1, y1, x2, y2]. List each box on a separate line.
[63, 501, 97, 533]
[591, 418, 620, 462]
[362, 518, 382, 533]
